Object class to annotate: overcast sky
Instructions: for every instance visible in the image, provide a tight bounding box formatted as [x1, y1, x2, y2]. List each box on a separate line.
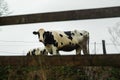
[0, 0, 120, 55]
[5, 0, 120, 15]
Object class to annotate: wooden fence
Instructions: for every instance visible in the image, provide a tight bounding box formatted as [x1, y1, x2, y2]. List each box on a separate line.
[0, 6, 120, 25]
[0, 54, 120, 67]
[0, 6, 120, 67]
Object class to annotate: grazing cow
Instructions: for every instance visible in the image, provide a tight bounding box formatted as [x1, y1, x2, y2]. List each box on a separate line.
[33, 28, 89, 55]
[27, 47, 48, 56]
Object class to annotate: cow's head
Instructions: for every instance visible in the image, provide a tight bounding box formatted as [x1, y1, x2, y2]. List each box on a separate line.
[33, 28, 45, 42]
[74, 30, 89, 41]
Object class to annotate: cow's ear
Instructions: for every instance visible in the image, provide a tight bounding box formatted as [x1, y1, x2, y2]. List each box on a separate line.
[33, 31, 39, 35]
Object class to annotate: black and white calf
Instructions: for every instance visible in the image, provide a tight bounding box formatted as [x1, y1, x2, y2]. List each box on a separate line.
[33, 28, 89, 55]
[27, 47, 48, 56]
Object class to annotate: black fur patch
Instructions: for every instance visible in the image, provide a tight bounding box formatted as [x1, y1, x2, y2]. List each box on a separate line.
[72, 33, 75, 36]
[54, 40, 58, 47]
[59, 44, 79, 51]
[61, 42, 63, 45]
[69, 42, 72, 45]
[32, 49, 36, 55]
[42, 49, 46, 55]
[43, 31, 58, 47]
[59, 34, 63, 37]
[64, 31, 73, 40]
[43, 32, 53, 45]
[80, 33, 83, 36]
[68, 36, 73, 40]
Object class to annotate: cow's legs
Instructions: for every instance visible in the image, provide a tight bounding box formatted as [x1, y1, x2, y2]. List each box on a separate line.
[52, 45, 60, 55]
[82, 45, 89, 55]
[76, 47, 81, 55]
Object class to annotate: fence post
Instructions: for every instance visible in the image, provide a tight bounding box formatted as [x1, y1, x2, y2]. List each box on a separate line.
[102, 40, 107, 55]
[94, 42, 96, 54]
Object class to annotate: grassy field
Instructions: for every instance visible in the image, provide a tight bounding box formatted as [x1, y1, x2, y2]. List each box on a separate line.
[0, 65, 120, 80]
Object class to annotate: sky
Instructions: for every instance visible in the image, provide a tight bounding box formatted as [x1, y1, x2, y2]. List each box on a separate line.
[0, 0, 120, 55]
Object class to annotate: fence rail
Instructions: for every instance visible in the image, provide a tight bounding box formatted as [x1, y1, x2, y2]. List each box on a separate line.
[0, 6, 120, 26]
[0, 54, 120, 67]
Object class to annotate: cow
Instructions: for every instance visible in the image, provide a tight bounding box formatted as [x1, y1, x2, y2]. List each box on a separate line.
[27, 47, 48, 56]
[33, 28, 89, 55]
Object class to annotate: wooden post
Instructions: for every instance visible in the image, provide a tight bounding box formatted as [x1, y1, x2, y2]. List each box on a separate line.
[102, 40, 107, 55]
[94, 42, 96, 54]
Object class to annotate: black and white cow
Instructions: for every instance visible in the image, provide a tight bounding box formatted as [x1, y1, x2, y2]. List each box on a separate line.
[27, 47, 48, 56]
[33, 28, 89, 55]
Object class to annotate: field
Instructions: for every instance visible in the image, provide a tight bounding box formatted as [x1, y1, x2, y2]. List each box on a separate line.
[0, 65, 120, 80]
[0, 55, 120, 80]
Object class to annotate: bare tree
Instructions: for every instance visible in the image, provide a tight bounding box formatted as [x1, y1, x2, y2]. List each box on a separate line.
[0, 0, 11, 31]
[108, 22, 120, 52]
[0, 0, 10, 16]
